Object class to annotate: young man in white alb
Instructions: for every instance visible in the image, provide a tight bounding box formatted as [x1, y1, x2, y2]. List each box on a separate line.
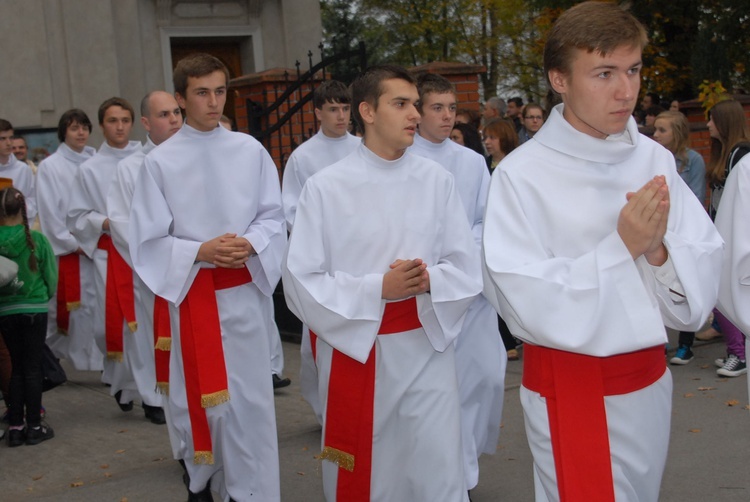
[282, 79, 360, 423]
[37, 110, 102, 371]
[408, 72, 505, 496]
[106, 91, 184, 426]
[67, 98, 141, 411]
[284, 65, 480, 502]
[129, 53, 283, 502]
[482, 3, 723, 500]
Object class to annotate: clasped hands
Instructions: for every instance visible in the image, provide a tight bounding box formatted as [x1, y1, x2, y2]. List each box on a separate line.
[382, 258, 430, 300]
[198, 233, 254, 268]
[618, 175, 669, 266]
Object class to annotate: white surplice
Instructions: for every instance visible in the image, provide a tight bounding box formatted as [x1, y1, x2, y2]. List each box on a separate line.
[409, 132, 506, 491]
[0, 154, 37, 221]
[482, 105, 723, 501]
[106, 137, 162, 409]
[714, 154, 750, 404]
[36, 143, 103, 371]
[282, 128, 360, 424]
[67, 140, 142, 401]
[283, 143, 481, 501]
[129, 124, 284, 502]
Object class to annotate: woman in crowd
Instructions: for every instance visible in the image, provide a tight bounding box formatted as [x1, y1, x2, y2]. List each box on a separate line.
[483, 118, 518, 173]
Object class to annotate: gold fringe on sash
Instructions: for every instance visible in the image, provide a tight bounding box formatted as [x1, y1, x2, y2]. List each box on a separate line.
[154, 337, 172, 351]
[58, 328, 68, 336]
[66, 301, 81, 311]
[194, 451, 214, 465]
[319, 446, 355, 472]
[127, 321, 138, 333]
[107, 351, 123, 362]
[201, 389, 230, 409]
[155, 382, 170, 395]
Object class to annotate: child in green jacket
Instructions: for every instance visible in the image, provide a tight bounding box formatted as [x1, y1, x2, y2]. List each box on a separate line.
[0, 187, 57, 446]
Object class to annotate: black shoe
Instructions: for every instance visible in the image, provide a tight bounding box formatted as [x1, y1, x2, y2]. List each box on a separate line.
[25, 423, 54, 445]
[114, 390, 134, 412]
[143, 404, 166, 424]
[187, 481, 212, 502]
[7, 427, 25, 447]
[272, 374, 291, 389]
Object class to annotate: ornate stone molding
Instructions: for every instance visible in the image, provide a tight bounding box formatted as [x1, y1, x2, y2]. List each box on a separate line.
[155, 1, 261, 24]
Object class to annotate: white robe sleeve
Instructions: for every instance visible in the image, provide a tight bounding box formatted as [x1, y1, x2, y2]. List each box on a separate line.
[107, 160, 136, 267]
[129, 159, 201, 304]
[483, 168, 722, 357]
[281, 153, 304, 231]
[67, 164, 107, 258]
[240, 148, 287, 298]
[36, 161, 79, 255]
[715, 157, 750, 336]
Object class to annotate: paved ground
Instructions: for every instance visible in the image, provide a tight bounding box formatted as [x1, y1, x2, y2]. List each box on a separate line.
[1, 331, 749, 501]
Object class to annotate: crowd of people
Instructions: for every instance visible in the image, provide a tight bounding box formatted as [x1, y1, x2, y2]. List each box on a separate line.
[0, 1, 748, 501]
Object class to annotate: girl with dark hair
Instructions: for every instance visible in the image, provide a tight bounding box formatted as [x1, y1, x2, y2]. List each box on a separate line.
[0, 187, 57, 446]
[450, 122, 485, 156]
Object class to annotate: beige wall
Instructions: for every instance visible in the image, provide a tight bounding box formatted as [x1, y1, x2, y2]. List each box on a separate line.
[1, 0, 322, 144]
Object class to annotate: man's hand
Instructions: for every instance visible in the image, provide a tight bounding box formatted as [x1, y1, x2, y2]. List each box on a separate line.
[382, 258, 430, 300]
[197, 233, 255, 268]
[102, 218, 110, 231]
[618, 175, 670, 265]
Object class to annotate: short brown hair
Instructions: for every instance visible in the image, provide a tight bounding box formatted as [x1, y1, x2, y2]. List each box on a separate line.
[313, 80, 351, 109]
[173, 53, 230, 97]
[57, 109, 93, 143]
[544, 1, 648, 86]
[0, 119, 12, 134]
[351, 65, 416, 132]
[416, 73, 455, 113]
[98, 97, 135, 125]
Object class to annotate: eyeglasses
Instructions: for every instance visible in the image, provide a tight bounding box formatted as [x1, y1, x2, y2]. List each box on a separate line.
[524, 115, 543, 121]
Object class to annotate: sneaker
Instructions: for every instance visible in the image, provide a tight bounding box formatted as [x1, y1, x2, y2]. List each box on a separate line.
[7, 427, 25, 447]
[715, 357, 726, 368]
[716, 354, 748, 378]
[670, 345, 694, 365]
[25, 423, 54, 445]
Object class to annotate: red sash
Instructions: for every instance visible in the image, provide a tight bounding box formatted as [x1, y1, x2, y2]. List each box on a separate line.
[98, 235, 137, 361]
[522, 344, 666, 502]
[179, 267, 251, 464]
[318, 297, 422, 502]
[153, 296, 171, 395]
[56, 253, 81, 333]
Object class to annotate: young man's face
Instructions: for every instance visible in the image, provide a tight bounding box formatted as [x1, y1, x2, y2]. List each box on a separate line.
[12, 138, 27, 161]
[101, 105, 134, 149]
[360, 78, 420, 160]
[176, 70, 227, 132]
[418, 91, 456, 144]
[523, 108, 544, 134]
[507, 101, 521, 118]
[315, 101, 351, 138]
[0, 129, 13, 161]
[550, 44, 642, 139]
[64, 121, 91, 153]
[143, 92, 183, 145]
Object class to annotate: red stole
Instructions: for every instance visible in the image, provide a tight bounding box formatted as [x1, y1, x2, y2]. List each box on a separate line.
[97, 235, 137, 361]
[522, 344, 666, 502]
[153, 296, 171, 395]
[317, 297, 422, 501]
[56, 253, 81, 333]
[179, 267, 252, 464]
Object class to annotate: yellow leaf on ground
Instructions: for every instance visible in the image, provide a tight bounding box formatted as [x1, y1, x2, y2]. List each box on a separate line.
[100, 464, 109, 469]
[104, 473, 112, 478]
[697, 386, 715, 391]
[70, 481, 84, 488]
[32, 474, 43, 481]
[726, 399, 740, 406]
[115, 449, 126, 454]
[683, 393, 694, 398]
[688, 429, 701, 433]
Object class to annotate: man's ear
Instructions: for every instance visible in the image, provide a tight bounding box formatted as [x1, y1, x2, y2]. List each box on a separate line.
[548, 69, 567, 96]
[175, 92, 187, 110]
[359, 100, 375, 125]
[314, 107, 323, 122]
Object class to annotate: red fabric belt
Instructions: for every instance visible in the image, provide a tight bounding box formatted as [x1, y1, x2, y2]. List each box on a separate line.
[179, 266, 252, 464]
[56, 253, 81, 333]
[317, 297, 422, 502]
[153, 296, 171, 395]
[97, 234, 137, 361]
[522, 344, 666, 502]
